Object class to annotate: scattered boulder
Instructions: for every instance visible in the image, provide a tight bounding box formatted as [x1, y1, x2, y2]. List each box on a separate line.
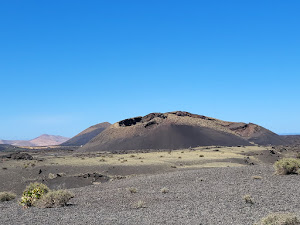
[76, 173, 110, 183]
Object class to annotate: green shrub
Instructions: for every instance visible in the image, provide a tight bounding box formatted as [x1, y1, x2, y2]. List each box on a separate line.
[0, 192, 16, 202]
[274, 158, 300, 175]
[20, 182, 49, 207]
[258, 213, 300, 225]
[37, 190, 74, 208]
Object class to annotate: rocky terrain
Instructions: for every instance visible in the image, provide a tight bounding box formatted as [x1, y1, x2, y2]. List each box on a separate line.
[81, 111, 288, 152]
[1, 165, 300, 225]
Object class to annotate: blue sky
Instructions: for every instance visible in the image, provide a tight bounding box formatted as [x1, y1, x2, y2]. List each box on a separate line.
[0, 0, 299, 139]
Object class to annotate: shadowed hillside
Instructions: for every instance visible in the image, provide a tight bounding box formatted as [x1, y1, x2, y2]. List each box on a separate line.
[281, 135, 300, 145]
[79, 111, 288, 152]
[61, 122, 111, 146]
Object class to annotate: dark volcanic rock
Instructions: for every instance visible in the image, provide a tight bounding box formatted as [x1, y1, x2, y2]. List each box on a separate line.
[119, 117, 142, 127]
[3, 152, 33, 160]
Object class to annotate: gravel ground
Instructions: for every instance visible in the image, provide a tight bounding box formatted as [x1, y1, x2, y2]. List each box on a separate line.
[1, 165, 300, 225]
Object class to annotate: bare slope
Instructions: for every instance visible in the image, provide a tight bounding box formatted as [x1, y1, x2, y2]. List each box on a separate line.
[80, 111, 288, 152]
[30, 134, 70, 146]
[61, 122, 111, 146]
[222, 122, 287, 145]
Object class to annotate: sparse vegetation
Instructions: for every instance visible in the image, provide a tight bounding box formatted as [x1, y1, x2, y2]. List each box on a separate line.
[36, 190, 74, 208]
[20, 182, 49, 207]
[48, 173, 57, 179]
[274, 158, 300, 175]
[133, 200, 146, 209]
[128, 187, 137, 193]
[0, 192, 16, 202]
[24, 162, 35, 168]
[258, 213, 300, 225]
[243, 194, 254, 204]
[19, 182, 73, 208]
[160, 187, 169, 194]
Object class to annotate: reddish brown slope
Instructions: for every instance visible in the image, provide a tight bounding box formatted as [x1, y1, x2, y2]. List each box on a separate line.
[226, 123, 287, 145]
[30, 134, 70, 146]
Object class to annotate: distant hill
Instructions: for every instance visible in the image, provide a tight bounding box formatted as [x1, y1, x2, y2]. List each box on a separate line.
[80, 111, 288, 152]
[61, 122, 111, 146]
[281, 135, 300, 145]
[0, 134, 70, 147]
[30, 134, 70, 146]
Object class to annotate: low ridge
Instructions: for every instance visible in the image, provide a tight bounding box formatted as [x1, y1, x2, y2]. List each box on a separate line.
[61, 122, 111, 146]
[79, 111, 287, 152]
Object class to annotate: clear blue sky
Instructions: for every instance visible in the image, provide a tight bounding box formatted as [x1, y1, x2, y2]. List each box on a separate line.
[0, 0, 299, 139]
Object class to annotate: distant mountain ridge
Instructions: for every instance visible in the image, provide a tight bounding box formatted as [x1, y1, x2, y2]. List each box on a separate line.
[80, 111, 289, 152]
[61, 122, 111, 146]
[0, 134, 70, 147]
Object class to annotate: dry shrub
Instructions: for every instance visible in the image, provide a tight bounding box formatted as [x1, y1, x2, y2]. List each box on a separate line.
[48, 173, 57, 179]
[37, 190, 74, 208]
[133, 200, 146, 209]
[160, 187, 169, 194]
[0, 192, 16, 202]
[274, 158, 300, 175]
[243, 194, 254, 204]
[258, 213, 300, 225]
[20, 182, 49, 207]
[128, 187, 137, 193]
